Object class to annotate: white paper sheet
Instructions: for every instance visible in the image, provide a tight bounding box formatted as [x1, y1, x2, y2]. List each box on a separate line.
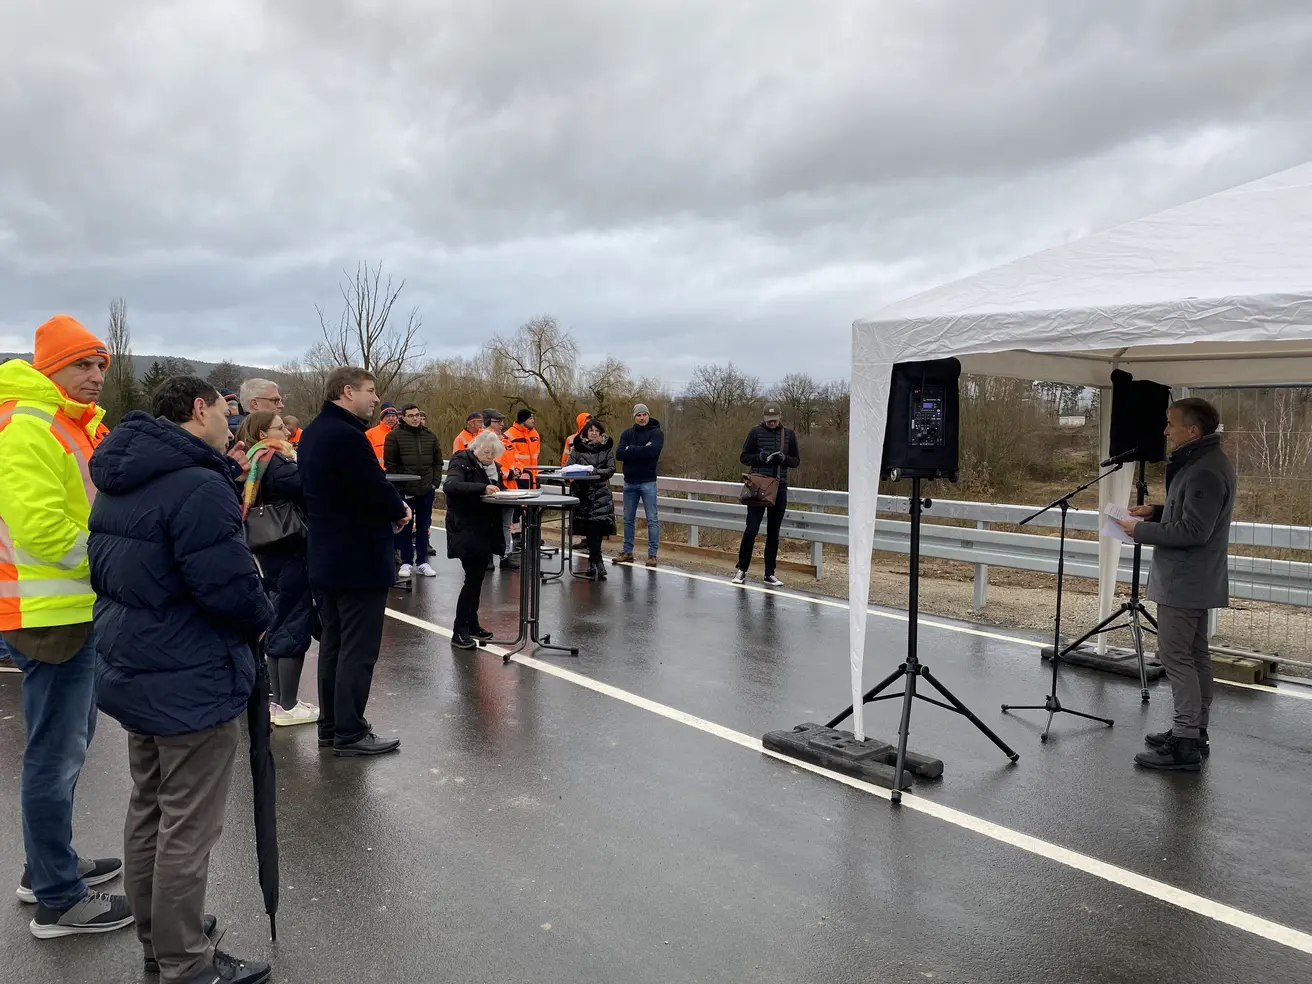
[1101, 504, 1135, 543]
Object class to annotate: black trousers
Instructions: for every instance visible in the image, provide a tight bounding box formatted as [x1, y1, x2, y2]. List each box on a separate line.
[737, 486, 789, 575]
[455, 555, 490, 634]
[584, 527, 605, 564]
[313, 587, 388, 746]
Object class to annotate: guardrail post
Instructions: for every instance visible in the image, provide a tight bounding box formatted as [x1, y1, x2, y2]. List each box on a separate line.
[811, 503, 823, 578]
[687, 492, 699, 548]
[972, 520, 988, 610]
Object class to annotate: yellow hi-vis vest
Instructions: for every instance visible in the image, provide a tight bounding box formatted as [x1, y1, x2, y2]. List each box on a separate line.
[0, 360, 106, 631]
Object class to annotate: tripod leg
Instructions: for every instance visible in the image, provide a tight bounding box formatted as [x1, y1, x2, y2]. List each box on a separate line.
[889, 668, 918, 804]
[1130, 608, 1150, 703]
[825, 665, 907, 730]
[921, 666, 1020, 762]
[1059, 606, 1129, 658]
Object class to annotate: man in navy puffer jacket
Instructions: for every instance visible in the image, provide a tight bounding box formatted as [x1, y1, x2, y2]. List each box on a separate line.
[89, 375, 273, 984]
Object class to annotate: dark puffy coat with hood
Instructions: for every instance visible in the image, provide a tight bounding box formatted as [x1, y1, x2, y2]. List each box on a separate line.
[442, 449, 505, 560]
[567, 429, 617, 533]
[88, 411, 272, 737]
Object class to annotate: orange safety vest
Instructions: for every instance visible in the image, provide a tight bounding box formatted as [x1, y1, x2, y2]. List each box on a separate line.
[0, 360, 105, 631]
[365, 422, 392, 468]
[453, 428, 479, 455]
[288, 427, 302, 446]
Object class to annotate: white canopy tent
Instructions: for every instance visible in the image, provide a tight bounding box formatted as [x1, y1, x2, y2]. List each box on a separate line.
[846, 162, 1312, 740]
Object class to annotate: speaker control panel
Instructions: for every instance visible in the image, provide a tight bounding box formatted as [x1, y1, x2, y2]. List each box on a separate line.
[909, 385, 945, 448]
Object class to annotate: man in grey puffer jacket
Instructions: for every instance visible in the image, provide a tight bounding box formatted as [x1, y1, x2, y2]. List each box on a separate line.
[1117, 397, 1235, 772]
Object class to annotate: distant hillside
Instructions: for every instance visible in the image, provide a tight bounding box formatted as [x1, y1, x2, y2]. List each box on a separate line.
[0, 353, 283, 383]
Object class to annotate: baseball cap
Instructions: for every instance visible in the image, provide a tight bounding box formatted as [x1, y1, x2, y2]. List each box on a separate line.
[763, 404, 782, 422]
[466, 410, 483, 423]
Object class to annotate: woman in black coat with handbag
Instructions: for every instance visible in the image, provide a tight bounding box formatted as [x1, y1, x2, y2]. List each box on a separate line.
[443, 430, 507, 649]
[236, 411, 319, 726]
[566, 418, 618, 580]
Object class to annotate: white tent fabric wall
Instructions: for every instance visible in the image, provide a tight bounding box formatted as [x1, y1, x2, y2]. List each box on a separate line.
[846, 162, 1312, 741]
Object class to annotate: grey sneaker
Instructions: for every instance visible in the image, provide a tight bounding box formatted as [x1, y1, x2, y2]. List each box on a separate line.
[188, 949, 272, 984]
[30, 890, 134, 938]
[731, 570, 746, 585]
[18, 856, 122, 904]
[0, 654, 19, 672]
[763, 574, 784, 587]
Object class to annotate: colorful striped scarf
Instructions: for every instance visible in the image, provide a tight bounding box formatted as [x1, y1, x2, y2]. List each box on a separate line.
[241, 439, 297, 521]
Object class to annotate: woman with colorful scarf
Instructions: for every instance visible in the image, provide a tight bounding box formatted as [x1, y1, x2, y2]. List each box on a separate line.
[235, 411, 319, 727]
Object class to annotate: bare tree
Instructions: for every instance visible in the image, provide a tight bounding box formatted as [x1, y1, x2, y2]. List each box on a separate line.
[486, 316, 579, 448]
[683, 363, 761, 421]
[815, 380, 851, 433]
[101, 298, 141, 424]
[580, 356, 636, 427]
[1248, 388, 1312, 477]
[775, 372, 820, 433]
[317, 261, 425, 397]
[206, 360, 244, 394]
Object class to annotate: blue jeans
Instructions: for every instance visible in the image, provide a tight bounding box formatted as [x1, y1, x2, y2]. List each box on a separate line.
[623, 482, 659, 557]
[9, 632, 99, 909]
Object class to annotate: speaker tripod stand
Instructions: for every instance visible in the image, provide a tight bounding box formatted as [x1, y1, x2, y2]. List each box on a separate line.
[827, 477, 1018, 802]
[1001, 464, 1122, 742]
[1053, 458, 1156, 702]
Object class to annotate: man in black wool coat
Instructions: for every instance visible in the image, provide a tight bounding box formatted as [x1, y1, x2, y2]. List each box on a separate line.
[298, 367, 410, 757]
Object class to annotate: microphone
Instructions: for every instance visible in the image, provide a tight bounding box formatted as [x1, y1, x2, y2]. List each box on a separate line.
[1100, 447, 1141, 467]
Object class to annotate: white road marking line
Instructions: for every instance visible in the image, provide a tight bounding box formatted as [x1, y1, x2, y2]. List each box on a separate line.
[386, 606, 1312, 955]
[618, 562, 1312, 703]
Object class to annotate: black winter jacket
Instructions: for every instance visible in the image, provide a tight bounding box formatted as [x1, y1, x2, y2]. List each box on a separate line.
[88, 412, 273, 737]
[741, 424, 801, 487]
[299, 400, 407, 590]
[384, 423, 443, 497]
[567, 434, 617, 533]
[442, 449, 505, 560]
[616, 418, 663, 484]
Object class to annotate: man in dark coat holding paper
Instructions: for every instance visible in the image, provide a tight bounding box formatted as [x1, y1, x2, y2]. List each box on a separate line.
[298, 367, 410, 757]
[1117, 397, 1236, 773]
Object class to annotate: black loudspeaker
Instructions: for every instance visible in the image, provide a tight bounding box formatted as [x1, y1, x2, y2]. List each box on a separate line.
[882, 358, 961, 481]
[1108, 370, 1169, 463]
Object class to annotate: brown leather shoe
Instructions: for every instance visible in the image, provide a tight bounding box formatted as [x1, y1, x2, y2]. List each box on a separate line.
[645, 556, 658, 567]
[613, 553, 635, 564]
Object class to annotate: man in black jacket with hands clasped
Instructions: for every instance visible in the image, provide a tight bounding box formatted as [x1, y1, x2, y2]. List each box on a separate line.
[299, 367, 410, 757]
[733, 404, 801, 587]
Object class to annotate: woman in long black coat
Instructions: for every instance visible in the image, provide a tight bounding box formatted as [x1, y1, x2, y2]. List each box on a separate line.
[566, 418, 618, 580]
[442, 430, 507, 648]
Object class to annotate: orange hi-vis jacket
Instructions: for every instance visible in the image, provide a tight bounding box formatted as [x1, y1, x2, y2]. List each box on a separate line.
[505, 422, 540, 488]
[453, 428, 479, 455]
[366, 421, 393, 468]
[0, 359, 106, 631]
[497, 436, 520, 490]
[560, 411, 591, 467]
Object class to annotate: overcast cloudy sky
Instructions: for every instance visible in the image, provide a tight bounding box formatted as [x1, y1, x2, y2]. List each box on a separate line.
[3, 1, 1311, 388]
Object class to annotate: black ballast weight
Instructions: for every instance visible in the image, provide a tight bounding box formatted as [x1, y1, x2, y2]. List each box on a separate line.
[762, 723, 944, 792]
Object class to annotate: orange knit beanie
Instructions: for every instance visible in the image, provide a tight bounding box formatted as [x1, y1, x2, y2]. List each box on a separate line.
[33, 315, 111, 377]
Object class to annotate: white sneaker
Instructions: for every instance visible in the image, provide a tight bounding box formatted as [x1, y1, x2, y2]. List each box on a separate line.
[416, 563, 438, 577]
[272, 701, 320, 727]
[731, 570, 746, 585]
[763, 574, 784, 587]
[397, 564, 413, 579]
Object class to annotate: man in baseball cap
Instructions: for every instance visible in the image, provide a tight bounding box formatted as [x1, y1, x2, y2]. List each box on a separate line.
[453, 411, 483, 455]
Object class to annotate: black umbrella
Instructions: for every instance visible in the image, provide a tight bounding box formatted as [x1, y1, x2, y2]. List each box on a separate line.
[246, 655, 280, 941]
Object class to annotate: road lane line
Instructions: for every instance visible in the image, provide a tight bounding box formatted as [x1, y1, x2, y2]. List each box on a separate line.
[385, 605, 1312, 955]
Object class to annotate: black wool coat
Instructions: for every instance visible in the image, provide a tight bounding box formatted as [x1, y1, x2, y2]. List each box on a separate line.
[566, 434, 617, 534]
[299, 400, 408, 590]
[442, 449, 506, 560]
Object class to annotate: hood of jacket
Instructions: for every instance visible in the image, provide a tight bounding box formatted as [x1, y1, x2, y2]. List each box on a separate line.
[0, 358, 104, 428]
[631, 417, 661, 433]
[90, 410, 231, 496]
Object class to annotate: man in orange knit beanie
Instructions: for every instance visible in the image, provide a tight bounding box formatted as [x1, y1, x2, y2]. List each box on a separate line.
[0, 315, 133, 939]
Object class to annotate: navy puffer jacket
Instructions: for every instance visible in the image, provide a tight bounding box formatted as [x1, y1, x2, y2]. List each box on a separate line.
[89, 411, 272, 737]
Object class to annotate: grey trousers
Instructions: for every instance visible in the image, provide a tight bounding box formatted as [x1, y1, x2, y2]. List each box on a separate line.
[1155, 605, 1213, 739]
[502, 508, 514, 554]
[124, 719, 240, 983]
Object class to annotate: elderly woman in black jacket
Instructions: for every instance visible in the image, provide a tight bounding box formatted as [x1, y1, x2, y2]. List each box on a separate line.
[443, 430, 507, 648]
[566, 418, 618, 580]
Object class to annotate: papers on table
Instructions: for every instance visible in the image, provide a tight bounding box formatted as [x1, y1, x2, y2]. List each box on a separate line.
[559, 464, 595, 477]
[489, 489, 542, 500]
[1101, 504, 1135, 543]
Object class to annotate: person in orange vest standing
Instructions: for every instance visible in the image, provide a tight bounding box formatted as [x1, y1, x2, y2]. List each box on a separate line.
[365, 403, 399, 467]
[507, 409, 541, 489]
[0, 315, 134, 938]
[452, 411, 483, 455]
[481, 409, 522, 570]
[561, 411, 591, 467]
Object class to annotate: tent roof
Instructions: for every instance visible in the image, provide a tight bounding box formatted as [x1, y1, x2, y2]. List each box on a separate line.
[854, 162, 1312, 388]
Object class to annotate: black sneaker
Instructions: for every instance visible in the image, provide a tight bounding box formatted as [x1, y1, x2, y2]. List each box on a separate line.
[186, 949, 271, 984]
[144, 913, 218, 973]
[500, 556, 521, 571]
[18, 856, 122, 904]
[333, 733, 401, 757]
[0, 654, 18, 673]
[29, 891, 135, 938]
[470, 626, 494, 641]
[451, 632, 478, 650]
[1134, 735, 1202, 772]
[1146, 728, 1210, 757]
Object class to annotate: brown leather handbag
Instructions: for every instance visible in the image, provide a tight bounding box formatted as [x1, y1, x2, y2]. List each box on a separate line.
[739, 431, 786, 507]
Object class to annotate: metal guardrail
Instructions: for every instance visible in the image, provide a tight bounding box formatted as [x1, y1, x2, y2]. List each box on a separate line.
[605, 476, 1312, 607]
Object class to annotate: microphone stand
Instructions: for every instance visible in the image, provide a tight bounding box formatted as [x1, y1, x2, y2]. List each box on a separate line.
[1001, 464, 1122, 742]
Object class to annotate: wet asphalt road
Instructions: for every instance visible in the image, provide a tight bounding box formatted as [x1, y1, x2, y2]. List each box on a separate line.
[2, 533, 1311, 983]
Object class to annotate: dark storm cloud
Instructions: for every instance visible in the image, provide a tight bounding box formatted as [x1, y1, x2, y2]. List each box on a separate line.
[2, 0, 1311, 382]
